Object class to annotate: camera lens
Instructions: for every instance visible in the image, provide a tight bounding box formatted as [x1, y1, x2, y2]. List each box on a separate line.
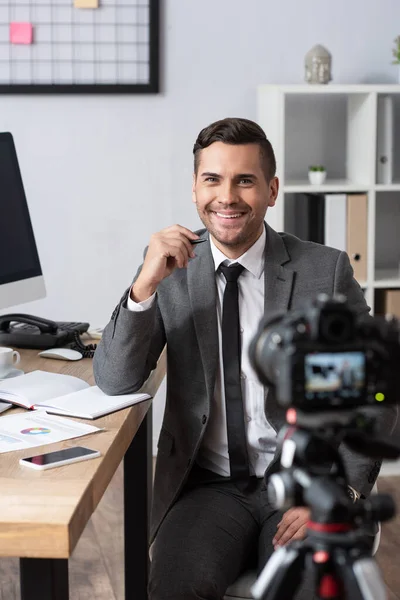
[320, 312, 352, 343]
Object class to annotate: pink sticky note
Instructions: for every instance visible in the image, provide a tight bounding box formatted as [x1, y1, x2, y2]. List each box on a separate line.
[10, 23, 33, 45]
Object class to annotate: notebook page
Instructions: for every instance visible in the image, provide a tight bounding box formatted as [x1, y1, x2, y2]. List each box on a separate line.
[0, 370, 89, 408]
[38, 385, 151, 417]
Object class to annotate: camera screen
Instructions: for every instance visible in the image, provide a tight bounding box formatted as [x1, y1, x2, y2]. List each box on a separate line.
[304, 351, 365, 401]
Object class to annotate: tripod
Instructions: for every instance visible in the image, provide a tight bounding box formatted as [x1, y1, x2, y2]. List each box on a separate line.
[251, 422, 397, 600]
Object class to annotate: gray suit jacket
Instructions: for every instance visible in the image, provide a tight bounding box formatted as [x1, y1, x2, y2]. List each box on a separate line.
[94, 223, 394, 543]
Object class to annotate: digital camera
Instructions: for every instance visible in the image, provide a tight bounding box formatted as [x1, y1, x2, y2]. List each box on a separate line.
[249, 294, 400, 412]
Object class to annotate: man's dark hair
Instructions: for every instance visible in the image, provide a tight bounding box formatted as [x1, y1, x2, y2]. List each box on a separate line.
[193, 117, 276, 182]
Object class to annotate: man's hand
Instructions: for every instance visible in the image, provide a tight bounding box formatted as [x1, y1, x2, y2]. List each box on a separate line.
[131, 225, 200, 302]
[272, 507, 310, 549]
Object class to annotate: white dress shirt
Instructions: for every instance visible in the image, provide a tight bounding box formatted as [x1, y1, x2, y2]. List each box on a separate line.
[127, 228, 277, 478]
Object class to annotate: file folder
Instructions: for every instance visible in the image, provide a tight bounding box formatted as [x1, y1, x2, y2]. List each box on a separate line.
[376, 95, 393, 185]
[382, 290, 400, 317]
[347, 194, 368, 282]
[324, 194, 347, 251]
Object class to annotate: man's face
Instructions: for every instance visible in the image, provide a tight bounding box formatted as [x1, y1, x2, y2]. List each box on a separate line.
[192, 142, 278, 257]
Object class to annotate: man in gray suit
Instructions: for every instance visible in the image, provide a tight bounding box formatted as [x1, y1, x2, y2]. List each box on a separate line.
[94, 118, 392, 600]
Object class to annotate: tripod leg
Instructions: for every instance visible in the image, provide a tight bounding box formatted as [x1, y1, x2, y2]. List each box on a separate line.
[335, 554, 387, 600]
[251, 544, 307, 600]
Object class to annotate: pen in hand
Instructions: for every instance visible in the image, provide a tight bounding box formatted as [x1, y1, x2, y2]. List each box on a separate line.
[191, 239, 207, 245]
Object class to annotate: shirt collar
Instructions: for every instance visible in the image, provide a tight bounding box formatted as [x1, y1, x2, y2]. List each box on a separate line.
[210, 227, 266, 279]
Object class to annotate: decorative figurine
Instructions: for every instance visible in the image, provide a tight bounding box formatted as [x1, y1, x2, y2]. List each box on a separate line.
[305, 45, 332, 84]
[391, 36, 400, 83]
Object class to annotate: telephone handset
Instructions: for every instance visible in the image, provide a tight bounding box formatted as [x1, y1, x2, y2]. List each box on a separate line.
[0, 313, 90, 349]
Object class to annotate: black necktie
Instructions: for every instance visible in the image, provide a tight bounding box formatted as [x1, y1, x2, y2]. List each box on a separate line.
[219, 263, 250, 481]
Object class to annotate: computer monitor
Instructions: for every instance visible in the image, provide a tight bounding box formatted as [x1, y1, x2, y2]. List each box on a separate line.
[0, 132, 46, 310]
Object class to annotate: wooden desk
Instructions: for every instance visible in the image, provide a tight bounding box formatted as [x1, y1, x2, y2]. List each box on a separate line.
[0, 346, 165, 600]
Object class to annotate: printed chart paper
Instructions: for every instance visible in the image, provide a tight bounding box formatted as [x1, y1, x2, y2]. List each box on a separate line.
[0, 411, 100, 453]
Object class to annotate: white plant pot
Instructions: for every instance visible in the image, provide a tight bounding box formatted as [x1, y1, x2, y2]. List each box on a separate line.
[308, 170, 326, 185]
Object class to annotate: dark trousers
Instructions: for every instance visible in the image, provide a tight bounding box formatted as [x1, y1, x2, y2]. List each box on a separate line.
[149, 465, 316, 600]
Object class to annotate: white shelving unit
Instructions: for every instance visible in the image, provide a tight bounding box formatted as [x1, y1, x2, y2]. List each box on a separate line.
[257, 84, 400, 313]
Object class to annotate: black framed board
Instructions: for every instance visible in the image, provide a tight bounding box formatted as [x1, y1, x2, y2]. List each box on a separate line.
[0, 0, 159, 94]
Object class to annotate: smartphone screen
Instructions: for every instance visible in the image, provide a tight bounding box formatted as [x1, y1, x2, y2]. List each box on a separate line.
[21, 446, 98, 467]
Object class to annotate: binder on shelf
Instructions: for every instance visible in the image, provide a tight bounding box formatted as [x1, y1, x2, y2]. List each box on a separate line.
[324, 194, 347, 251]
[381, 289, 400, 317]
[288, 194, 325, 244]
[347, 194, 368, 282]
[307, 194, 325, 245]
[376, 95, 393, 184]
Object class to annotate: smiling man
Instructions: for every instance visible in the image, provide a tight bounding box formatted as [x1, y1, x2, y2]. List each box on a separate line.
[94, 118, 388, 600]
[192, 139, 277, 257]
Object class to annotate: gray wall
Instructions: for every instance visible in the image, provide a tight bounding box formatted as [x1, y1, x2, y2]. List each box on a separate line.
[2, 0, 400, 451]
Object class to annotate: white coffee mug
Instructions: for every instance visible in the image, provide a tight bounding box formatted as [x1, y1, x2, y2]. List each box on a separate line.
[0, 347, 21, 378]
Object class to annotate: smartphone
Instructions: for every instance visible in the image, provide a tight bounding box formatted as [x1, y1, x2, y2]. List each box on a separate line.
[19, 446, 101, 470]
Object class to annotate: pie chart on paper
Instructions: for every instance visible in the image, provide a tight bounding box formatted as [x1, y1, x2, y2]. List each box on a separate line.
[20, 427, 51, 435]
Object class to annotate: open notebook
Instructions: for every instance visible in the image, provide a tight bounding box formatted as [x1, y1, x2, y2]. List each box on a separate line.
[0, 370, 151, 419]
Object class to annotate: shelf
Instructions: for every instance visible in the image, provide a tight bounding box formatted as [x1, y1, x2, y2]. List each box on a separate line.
[285, 183, 400, 192]
[375, 184, 400, 191]
[283, 180, 370, 193]
[258, 84, 400, 316]
[259, 84, 400, 95]
[374, 269, 400, 288]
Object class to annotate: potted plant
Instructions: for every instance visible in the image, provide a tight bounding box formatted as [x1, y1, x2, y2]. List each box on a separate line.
[308, 165, 327, 185]
[391, 36, 400, 82]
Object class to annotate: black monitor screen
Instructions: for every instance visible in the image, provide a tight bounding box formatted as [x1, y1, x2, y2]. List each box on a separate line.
[0, 132, 42, 285]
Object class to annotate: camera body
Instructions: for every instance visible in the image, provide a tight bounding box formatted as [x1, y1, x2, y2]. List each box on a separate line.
[250, 294, 399, 413]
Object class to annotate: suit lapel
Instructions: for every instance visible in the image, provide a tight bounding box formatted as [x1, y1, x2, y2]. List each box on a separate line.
[187, 235, 219, 401]
[263, 223, 295, 317]
[262, 224, 295, 432]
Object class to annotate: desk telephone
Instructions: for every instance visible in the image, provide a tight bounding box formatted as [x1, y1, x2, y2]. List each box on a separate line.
[0, 314, 95, 354]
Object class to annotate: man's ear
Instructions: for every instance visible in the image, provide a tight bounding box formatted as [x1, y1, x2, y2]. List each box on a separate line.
[268, 177, 279, 207]
[192, 173, 197, 204]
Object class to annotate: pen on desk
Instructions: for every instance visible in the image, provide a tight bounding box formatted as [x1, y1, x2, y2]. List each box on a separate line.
[191, 239, 207, 245]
